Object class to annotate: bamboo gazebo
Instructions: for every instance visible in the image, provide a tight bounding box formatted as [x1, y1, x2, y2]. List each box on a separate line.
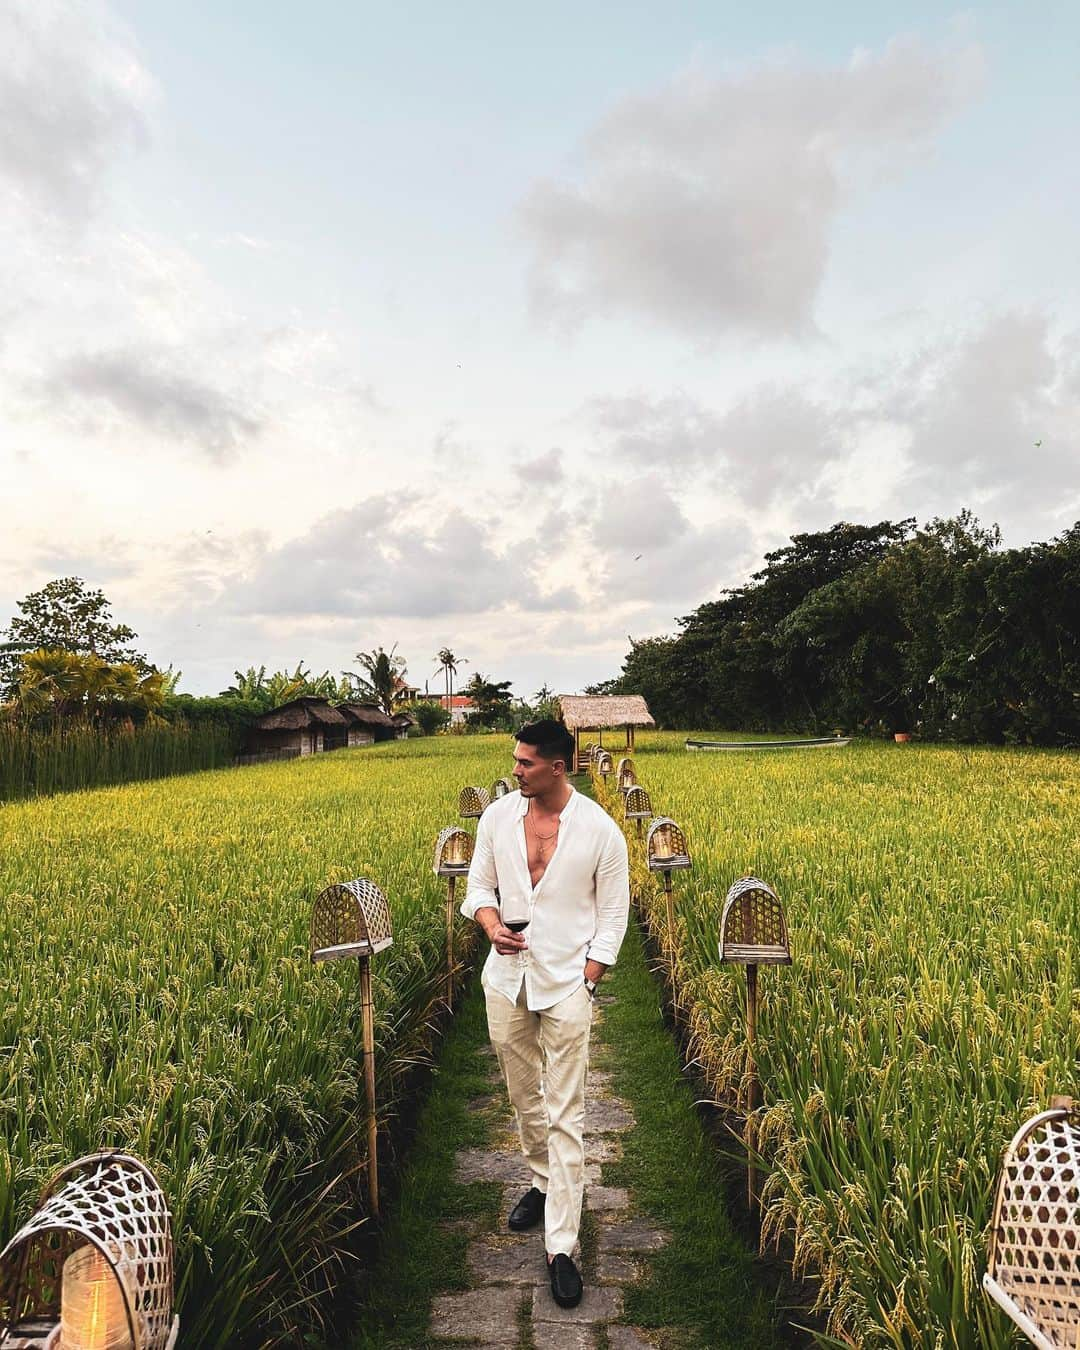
[557, 695, 655, 774]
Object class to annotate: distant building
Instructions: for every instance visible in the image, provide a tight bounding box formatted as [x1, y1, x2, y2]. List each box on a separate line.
[337, 702, 399, 745]
[392, 675, 422, 704]
[244, 697, 348, 760]
[447, 695, 476, 726]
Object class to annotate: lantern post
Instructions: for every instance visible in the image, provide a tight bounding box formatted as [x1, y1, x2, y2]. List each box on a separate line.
[0, 1151, 179, 1349]
[718, 876, 792, 1210]
[596, 750, 613, 783]
[646, 817, 691, 1011]
[433, 827, 474, 1005]
[310, 879, 394, 1219]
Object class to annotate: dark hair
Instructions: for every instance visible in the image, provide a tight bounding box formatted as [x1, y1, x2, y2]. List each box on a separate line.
[515, 719, 575, 771]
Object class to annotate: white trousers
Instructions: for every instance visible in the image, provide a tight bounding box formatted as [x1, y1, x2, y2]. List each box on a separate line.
[484, 979, 594, 1256]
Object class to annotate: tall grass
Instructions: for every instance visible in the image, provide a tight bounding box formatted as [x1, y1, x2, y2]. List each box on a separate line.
[0, 736, 510, 1346]
[597, 733, 1079, 1348]
[0, 719, 237, 801]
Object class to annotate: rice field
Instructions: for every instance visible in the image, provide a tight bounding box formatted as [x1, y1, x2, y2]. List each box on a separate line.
[0, 736, 509, 1347]
[598, 732, 1079, 1348]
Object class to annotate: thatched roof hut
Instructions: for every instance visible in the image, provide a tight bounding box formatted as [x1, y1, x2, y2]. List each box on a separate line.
[244, 697, 347, 760]
[337, 702, 398, 744]
[557, 694, 655, 768]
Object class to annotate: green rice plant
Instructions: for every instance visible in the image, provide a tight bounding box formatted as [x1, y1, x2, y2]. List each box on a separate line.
[597, 733, 1079, 1348]
[0, 735, 510, 1346]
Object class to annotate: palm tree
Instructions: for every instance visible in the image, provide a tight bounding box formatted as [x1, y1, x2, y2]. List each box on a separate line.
[350, 644, 405, 715]
[433, 648, 467, 717]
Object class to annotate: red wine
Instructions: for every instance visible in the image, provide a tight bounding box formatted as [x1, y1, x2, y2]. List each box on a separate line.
[504, 920, 529, 933]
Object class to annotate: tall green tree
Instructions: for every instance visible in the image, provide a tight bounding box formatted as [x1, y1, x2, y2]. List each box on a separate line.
[463, 671, 514, 728]
[434, 647, 467, 715]
[349, 645, 406, 715]
[2, 578, 148, 698]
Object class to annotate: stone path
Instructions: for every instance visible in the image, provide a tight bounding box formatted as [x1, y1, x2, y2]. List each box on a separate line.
[430, 999, 668, 1349]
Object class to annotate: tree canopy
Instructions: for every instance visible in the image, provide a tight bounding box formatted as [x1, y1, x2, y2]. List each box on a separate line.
[605, 513, 1080, 746]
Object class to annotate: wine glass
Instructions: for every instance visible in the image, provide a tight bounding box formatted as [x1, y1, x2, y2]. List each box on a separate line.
[500, 893, 530, 936]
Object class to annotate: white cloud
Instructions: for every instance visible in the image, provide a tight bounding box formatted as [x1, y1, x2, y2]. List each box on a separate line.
[520, 36, 984, 340]
[0, 0, 154, 220]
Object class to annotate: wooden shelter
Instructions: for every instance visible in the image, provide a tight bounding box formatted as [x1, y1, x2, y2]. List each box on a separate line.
[557, 695, 655, 773]
[337, 702, 398, 746]
[245, 697, 347, 759]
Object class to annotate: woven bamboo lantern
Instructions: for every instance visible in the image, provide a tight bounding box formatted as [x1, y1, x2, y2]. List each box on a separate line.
[596, 750, 613, 779]
[623, 785, 653, 838]
[616, 758, 637, 792]
[0, 1151, 178, 1349]
[458, 786, 490, 820]
[490, 777, 514, 800]
[646, 817, 692, 1003]
[310, 878, 394, 1218]
[433, 828, 473, 1005]
[983, 1096, 1080, 1349]
[719, 876, 792, 1209]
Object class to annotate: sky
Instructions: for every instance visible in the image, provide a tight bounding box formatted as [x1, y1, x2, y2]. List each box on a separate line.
[1, 2, 1077, 699]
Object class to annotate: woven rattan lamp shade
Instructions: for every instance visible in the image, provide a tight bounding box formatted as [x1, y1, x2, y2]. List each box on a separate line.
[433, 827, 473, 877]
[719, 877, 792, 965]
[458, 786, 490, 819]
[646, 818, 691, 871]
[983, 1099, 1080, 1350]
[596, 751, 613, 775]
[623, 785, 653, 821]
[0, 1152, 178, 1350]
[310, 879, 393, 961]
[490, 777, 514, 800]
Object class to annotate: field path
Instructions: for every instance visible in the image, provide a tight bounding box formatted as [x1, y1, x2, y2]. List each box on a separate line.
[429, 996, 664, 1349]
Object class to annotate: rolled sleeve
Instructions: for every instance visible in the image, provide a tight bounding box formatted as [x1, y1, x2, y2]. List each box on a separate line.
[586, 823, 630, 967]
[461, 812, 499, 921]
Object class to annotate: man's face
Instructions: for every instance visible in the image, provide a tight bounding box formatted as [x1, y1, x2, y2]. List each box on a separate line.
[512, 741, 562, 797]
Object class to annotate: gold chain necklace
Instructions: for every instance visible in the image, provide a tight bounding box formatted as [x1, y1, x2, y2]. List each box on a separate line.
[526, 813, 559, 856]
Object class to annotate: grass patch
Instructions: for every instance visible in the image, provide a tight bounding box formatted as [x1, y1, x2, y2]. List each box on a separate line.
[350, 979, 501, 1349]
[600, 921, 787, 1349]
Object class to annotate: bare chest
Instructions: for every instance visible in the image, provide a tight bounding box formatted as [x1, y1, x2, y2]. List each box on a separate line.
[524, 812, 561, 888]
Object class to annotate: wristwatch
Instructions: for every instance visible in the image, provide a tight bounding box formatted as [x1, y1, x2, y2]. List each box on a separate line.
[583, 976, 598, 999]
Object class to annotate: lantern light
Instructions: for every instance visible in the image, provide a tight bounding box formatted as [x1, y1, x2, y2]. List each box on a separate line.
[490, 777, 514, 800]
[0, 1151, 178, 1349]
[616, 757, 637, 792]
[433, 828, 473, 1006]
[983, 1096, 1080, 1349]
[718, 876, 792, 1210]
[310, 878, 394, 1218]
[458, 786, 490, 820]
[646, 817, 691, 872]
[596, 751, 613, 778]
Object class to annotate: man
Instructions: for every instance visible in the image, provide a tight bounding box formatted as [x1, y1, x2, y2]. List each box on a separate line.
[461, 719, 630, 1308]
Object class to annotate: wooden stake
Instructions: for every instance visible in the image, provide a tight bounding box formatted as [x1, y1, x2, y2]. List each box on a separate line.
[663, 869, 679, 1023]
[359, 955, 379, 1218]
[746, 962, 759, 1211]
[446, 874, 456, 1006]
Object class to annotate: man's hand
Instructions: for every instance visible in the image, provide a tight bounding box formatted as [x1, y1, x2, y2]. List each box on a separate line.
[476, 906, 529, 957]
[584, 958, 607, 985]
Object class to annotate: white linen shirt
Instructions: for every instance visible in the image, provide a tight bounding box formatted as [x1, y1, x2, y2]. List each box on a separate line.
[461, 786, 630, 1011]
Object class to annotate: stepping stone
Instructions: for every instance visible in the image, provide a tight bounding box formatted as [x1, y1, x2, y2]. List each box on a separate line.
[455, 1149, 531, 1185]
[585, 1185, 629, 1213]
[596, 993, 616, 1005]
[597, 1219, 668, 1254]
[467, 1237, 547, 1286]
[607, 1327, 655, 1349]
[532, 1323, 596, 1349]
[531, 1283, 624, 1325]
[430, 1287, 521, 1344]
[584, 1136, 622, 1165]
[587, 1069, 615, 1093]
[466, 1095, 505, 1113]
[584, 1099, 634, 1134]
[595, 1252, 639, 1285]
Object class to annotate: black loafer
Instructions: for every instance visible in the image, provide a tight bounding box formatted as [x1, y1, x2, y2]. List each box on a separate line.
[508, 1186, 546, 1231]
[548, 1253, 583, 1308]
